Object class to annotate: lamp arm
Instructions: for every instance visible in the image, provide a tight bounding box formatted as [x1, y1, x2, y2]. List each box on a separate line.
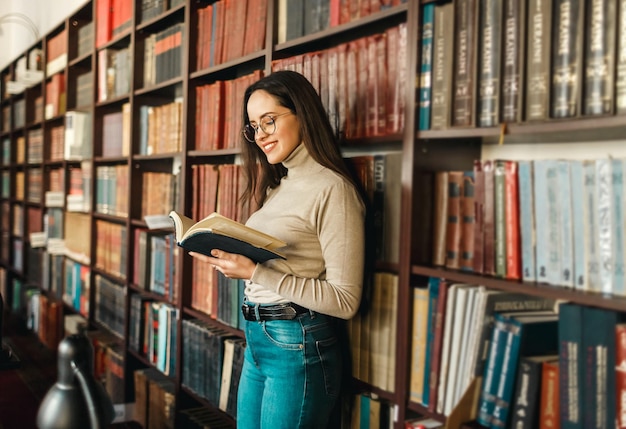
[71, 360, 104, 429]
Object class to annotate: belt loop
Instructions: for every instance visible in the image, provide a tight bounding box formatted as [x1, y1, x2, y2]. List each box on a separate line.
[253, 303, 261, 322]
[308, 309, 316, 319]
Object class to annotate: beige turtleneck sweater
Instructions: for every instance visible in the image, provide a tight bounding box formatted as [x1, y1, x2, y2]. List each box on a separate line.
[244, 144, 365, 320]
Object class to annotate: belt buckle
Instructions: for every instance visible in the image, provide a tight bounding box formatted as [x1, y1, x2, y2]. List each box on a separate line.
[242, 305, 254, 321]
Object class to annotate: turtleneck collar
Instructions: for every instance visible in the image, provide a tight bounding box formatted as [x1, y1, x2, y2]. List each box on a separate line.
[281, 143, 324, 179]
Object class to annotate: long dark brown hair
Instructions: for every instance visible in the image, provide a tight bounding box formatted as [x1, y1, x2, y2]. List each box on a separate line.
[239, 70, 360, 207]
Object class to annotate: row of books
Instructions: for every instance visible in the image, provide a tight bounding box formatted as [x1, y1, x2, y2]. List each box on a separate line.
[181, 318, 245, 419]
[93, 274, 125, 338]
[195, 0, 267, 71]
[193, 71, 261, 151]
[138, 99, 183, 155]
[432, 157, 626, 297]
[348, 272, 399, 392]
[129, 298, 179, 375]
[95, 165, 129, 217]
[95, 0, 133, 48]
[273, 22, 407, 139]
[94, 220, 128, 279]
[418, 0, 626, 131]
[132, 228, 179, 301]
[142, 22, 184, 87]
[277, 0, 407, 44]
[97, 46, 131, 102]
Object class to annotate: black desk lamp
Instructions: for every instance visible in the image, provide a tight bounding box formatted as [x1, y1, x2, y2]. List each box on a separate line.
[37, 332, 115, 429]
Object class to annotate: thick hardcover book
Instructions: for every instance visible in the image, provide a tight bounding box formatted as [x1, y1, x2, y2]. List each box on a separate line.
[491, 312, 559, 429]
[445, 172, 464, 269]
[583, 0, 616, 116]
[452, 0, 479, 127]
[501, 0, 525, 123]
[525, 0, 552, 120]
[617, 0, 626, 113]
[539, 359, 559, 428]
[472, 160, 485, 273]
[460, 171, 476, 271]
[431, 2, 455, 130]
[582, 306, 618, 429]
[432, 171, 449, 266]
[169, 211, 286, 264]
[550, 0, 584, 118]
[483, 160, 496, 275]
[509, 355, 559, 429]
[616, 324, 626, 429]
[558, 302, 583, 429]
[418, 3, 435, 130]
[517, 160, 536, 282]
[477, 0, 503, 127]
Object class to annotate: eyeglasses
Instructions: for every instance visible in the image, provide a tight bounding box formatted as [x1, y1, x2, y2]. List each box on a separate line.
[242, 111, 292, 143]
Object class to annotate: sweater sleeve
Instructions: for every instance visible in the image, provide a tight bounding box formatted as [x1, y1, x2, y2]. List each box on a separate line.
[250, 182, 365, 320]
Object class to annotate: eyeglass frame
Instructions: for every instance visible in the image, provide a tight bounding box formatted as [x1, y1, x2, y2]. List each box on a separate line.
[242, 111, 293, 143]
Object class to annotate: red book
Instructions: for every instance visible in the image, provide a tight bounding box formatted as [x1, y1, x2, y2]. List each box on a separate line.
[445, 171, 464, 269]
[504, 160, 520, 279]
[96, 0, 112, 48]
[617, 324, 626, 429]
[539, 360, 560, 429]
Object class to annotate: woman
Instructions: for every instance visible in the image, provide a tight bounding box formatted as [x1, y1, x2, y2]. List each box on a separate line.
[202, 70, 365, 428]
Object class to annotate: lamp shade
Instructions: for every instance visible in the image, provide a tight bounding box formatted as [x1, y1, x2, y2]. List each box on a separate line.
[37, 333, 114, 429]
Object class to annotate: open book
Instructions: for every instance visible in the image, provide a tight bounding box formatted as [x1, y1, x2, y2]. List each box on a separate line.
[169, 211, 287, 263]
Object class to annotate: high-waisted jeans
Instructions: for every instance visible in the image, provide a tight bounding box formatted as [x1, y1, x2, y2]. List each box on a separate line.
[236, 308, 342, 429]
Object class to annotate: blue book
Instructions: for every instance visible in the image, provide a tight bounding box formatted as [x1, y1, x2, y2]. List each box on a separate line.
[421, 276, 441, 406]
[559, 302, 584, 429]
[612, 159, 625, 295]
[532, 160, 551, 283]
[569, 160, 587, 290]
[476, 314, 509, 427]
[582, 306, 618, 428]
[595, 159, 613, 293]
[517, 160, 536, 282]
[418, 3, 435, 130]
[490, 311, 558, 429]
[557, 160, 574, 287]
[583, 160, 601, 291]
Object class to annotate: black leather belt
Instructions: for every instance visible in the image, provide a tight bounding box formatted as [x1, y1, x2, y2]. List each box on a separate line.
[241, 303, 309, 321]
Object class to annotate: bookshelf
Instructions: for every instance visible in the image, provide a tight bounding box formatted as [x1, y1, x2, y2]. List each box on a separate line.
[1, 0, 626, 428]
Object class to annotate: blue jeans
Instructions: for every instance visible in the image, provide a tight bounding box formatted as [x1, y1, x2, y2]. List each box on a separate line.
[236, 308, 342, 429]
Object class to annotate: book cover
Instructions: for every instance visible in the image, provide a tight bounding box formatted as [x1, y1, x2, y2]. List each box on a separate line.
[473, 160, 485, 273]
[477, 0, 503, 128]
[583, 0, 616, 116]
[501, 0, 525, 123]
[460, 171, 476, 271]
[517, 160, 536, 282]
[418, 3, 435, 130]
[169, 211, 286, 264]
[551, 0, 584, 118]
[569, 160, 587, 290]
[509, 355, 559, 429]
[558, 302, 583, 429]
[616, 323, 626, 429]
[525, 0, 552, 120]
[490, 312, 559, 428]
[452, 0, 479, 127]
[539, 359, 560, 429]
[432, 171, 449, 266]
[430, 2, 455, 130]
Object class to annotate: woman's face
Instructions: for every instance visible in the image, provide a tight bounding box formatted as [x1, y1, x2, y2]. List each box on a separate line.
[246, 90, 301, 165]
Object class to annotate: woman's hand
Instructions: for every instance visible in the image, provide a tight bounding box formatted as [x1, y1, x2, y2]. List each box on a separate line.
[188, 249, 257, 280]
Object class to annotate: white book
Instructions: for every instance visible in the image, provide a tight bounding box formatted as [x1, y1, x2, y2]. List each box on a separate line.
[443, 284, 470, 415]
[436, 283, 458, 415]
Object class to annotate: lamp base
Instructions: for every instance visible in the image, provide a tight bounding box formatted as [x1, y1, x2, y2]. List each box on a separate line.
[0, 343, 20, 370]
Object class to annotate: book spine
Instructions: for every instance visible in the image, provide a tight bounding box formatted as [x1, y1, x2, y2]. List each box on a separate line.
[545, 161, 562, 286]
[595, 159, 613, 294]
[509, 357, 544, 428]
[557, 160, 574, 287]
[559, 302, 583, 429]
[569, 160, 588, 289]
[616, 0, 626, 113]
[445, 171, 464, 269]
[550, 0, 584, 118]
[460, 171, 476, 271]
[477, 314, 508, 426]
[452, 0, 478, 126]
[501, 0, 524, 122]
[430, 2, 455, 130]
[473, 160, 485, 273]
[418, 4, 435, 130]
[483, 160, 496, 275]
[504, 160, 520, 279]
[477, 0, 503, 128]
[518, 160, 536, 282]
[494, 161, 507, 277]
[539, 360, 560, 429]
[612, 159, 625, 296]
[525, 0, 553, 120]
[616, 323, 626, 429]
[583, 0, 617, 116]
[533, 160, 550, 283]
